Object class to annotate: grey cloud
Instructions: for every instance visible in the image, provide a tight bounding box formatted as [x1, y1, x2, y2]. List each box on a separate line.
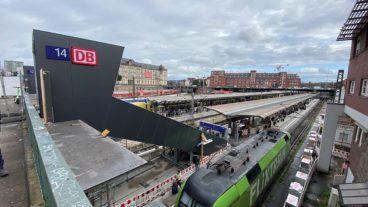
[0, 0, 352, 82]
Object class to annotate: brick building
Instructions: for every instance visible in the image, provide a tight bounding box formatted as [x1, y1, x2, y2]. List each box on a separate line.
[208, 70, 301, 88]
[115, 58, 168, 92]
[337, 0, 368, 185]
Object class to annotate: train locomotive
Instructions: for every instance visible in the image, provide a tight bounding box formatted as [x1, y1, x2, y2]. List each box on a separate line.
[176, 129, 291, 207]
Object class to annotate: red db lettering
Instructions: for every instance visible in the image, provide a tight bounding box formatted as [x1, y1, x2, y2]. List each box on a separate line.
[71, 47, 98, 66]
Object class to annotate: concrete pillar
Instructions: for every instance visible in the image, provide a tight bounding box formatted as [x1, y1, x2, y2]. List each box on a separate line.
[328, 188, 339, 207]
[174, 149, 179, 162]
[234, 121, 239, 142]
[230, 121, 239, 141]
[189, 151, 193, 164]
[317, 103, 344, 173]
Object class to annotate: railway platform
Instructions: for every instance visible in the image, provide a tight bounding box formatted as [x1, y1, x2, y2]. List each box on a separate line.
[0, 98, 39, 207]
[0, 121, 29, 207]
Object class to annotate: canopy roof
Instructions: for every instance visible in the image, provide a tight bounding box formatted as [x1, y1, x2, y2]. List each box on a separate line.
[206, 93, 317, 118]
[337, 0, 368, 41]
[338, 182, 368, 205]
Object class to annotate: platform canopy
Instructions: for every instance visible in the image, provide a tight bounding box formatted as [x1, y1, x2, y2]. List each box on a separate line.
[338, 182, 368, 205]
[206, 93, 317, 118]
[147, 91, 286, 104]
[337, 0, 368, 41]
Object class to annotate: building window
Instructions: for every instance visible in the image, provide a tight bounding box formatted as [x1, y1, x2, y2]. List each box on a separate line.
[349, 81, 355, 94]
[361, 79, 368, 96]
[339, 132, 349, 143]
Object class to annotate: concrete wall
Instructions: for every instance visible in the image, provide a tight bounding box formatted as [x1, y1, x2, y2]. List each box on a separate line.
[23, 93, 91, 206]
[0, 76, 20, 96]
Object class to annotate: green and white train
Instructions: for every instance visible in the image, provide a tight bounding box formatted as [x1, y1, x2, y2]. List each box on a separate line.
[175, 129, 291, 207]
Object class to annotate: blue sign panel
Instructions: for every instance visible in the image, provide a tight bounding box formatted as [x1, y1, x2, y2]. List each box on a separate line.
[27, 69, 35, 75]
[199, 121, 226, 133]
[46, 45, 70, 61]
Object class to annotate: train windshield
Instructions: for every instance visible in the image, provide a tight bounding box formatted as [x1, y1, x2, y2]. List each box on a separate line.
[179, 191, 205, 207]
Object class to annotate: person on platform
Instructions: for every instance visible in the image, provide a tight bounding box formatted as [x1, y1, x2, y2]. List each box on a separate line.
[230, 167, 235, 178]
[175, 170, 182, 188]
[171, 180, 179, 195]
[0, 148, 9, 177]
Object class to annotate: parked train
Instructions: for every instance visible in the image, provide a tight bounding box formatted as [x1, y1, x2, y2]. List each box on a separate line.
[113, 89, 177, 98]
[176, 130, 291, 207]
[122, 98, 155, 111]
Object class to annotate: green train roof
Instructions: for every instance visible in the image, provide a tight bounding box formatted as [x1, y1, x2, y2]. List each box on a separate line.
[183, 129, 289, 206]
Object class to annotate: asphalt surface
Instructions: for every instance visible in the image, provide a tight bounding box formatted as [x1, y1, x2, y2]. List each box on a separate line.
[0, 98, 29, 207]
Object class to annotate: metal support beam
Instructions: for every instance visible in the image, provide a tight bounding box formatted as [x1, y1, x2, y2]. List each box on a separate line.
[189, 151, 193, 164]
[106, 184, 111, 207]
[174, 149, 179, 162]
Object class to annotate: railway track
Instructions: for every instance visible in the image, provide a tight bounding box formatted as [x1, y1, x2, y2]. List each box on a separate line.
[261, 101, 324, 206]
[290, 101, 323, 149]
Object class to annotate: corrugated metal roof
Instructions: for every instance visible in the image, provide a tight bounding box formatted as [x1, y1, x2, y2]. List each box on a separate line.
[337, 0, 368, 41]
[206, 93, 317, 118]
[338, 182, 368, 205]
[147, 91, 289, 103]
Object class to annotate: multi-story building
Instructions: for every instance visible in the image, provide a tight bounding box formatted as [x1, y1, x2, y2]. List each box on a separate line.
[115, 58, 168, 92]
[337, 0, 368, 185]
[318, 2, 368, 206]
[4, 60, 23, 73]
[208, 70, 301, 88]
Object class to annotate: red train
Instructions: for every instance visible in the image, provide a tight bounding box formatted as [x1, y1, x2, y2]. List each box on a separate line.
[112, 89, 177, 98]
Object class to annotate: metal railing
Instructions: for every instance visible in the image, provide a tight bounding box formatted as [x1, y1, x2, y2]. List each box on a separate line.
[23, 93, 92, 207]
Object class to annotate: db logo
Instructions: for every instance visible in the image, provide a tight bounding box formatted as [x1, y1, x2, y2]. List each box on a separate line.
[71, 47, 98, 66]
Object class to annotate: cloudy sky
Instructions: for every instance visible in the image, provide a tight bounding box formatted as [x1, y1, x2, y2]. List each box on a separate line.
[0, 0, 354, 82]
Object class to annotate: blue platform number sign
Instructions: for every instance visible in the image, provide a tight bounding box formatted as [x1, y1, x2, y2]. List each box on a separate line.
[46, 45, 70, 61]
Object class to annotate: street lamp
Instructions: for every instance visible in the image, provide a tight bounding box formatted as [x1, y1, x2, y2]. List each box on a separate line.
[202, 75, 206, 91]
